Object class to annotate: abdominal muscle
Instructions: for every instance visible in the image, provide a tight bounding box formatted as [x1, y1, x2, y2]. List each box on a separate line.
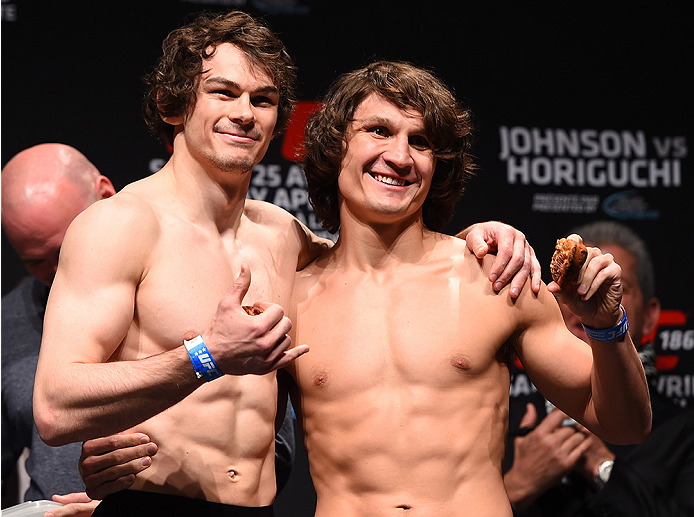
[128, 373, 278, 506]
[302, 382, 513, 517]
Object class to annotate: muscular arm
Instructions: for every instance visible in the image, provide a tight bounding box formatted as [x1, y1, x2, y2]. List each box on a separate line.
[514, 241, 650, 445]
[34, 196, 305, 446]
[33, 197, 203, 445]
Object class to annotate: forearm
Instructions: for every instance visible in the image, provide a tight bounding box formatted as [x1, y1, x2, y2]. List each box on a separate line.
[588, 332, 651, 444]
[34, 346, 201, 446]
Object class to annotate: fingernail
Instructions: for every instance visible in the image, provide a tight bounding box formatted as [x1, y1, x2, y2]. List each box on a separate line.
[146, 444, 157, 455]
[494, 281, 503, 291]
[140, 436, 150, 444]
[141, 456, 151, 466]
[578, 284, 588, 295]
[510, 287, 520, 298]
[125, 474, 136, 482]
[490, 273, 498, 283]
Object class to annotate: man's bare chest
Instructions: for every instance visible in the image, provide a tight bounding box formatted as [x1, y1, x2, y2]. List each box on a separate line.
[125, 225, 295, 356]
[293, 272, 513, 396]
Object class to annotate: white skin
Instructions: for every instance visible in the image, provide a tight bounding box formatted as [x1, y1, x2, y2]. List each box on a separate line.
[282, 95, 649, 516]
[33, 47, 536, 510]
[505, 242, 661, 510]
[34, 43, 321, 506]
[82, 94, 650, 515]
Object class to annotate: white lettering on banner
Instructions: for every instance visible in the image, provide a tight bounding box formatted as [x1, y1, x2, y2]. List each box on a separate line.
[509, 373, 538, 397]
[506, 157, 681, 188]
[656, 375, 694, 406]
[286, 165, 307, 188]
[248, 187, 269, 201]
[272, 188, 310, 211]
[247, 162, 334, 240]
[252, 164, 282, 187]
[532, 194, 599, 213]
[499, 126, 686, 188]
[659, 329, 694, 351]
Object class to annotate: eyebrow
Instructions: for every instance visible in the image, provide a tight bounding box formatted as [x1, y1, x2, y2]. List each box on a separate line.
[354, 114, 428, 136]
[354, 115, 392, 127]
[203, 77, 279, 96]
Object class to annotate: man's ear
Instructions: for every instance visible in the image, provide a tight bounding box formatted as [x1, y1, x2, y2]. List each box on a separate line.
[157, 95, 185, 126]
[96, 176, 117, 199]
[160, 110, 185, 126]
[642, 297, 662, 338]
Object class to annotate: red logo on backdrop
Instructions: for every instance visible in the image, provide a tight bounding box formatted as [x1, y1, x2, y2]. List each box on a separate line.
[647, 309, 688, 371]
[281, 101, 323, 162]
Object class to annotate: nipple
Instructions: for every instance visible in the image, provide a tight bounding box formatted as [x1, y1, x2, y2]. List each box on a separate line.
[451, 353, 472, 371]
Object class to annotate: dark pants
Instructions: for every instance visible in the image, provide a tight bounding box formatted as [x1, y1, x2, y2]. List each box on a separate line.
[92, 490, 275, 517]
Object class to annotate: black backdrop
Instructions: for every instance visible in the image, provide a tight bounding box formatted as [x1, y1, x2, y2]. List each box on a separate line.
[2, 1, 692, 514]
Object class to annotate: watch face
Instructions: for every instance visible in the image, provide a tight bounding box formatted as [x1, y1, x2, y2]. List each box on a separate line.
[596, 460, 614, 489]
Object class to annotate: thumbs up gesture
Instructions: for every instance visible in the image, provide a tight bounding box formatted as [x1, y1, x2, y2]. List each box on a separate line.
[200, 264, 309, 376]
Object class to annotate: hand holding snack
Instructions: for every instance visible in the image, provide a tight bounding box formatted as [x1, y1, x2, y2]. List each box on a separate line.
[548, 234, 624, 331]
[550, 238, 588, 286]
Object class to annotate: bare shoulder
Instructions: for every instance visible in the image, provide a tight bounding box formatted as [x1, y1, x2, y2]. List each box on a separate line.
[244, 199, 332, 270]
[59, 184, 161, 282]
[243, 198, 298, 228]
[431, 232, 492, 277]
[68, 185, 159, 242]
[243, 199, 304, 247]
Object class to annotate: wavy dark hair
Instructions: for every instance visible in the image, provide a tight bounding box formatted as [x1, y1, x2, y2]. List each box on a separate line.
[302, 60, 476, 234]
[142, 10, 297, 147]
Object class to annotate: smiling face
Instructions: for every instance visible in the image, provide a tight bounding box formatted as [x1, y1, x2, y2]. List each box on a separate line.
[337, 93, 436, 227]
[171, 43, 279, 176]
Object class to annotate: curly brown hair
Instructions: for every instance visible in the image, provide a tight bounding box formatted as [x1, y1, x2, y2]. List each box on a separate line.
[142, 10, 297, 147]
[302, 61, 476, 234]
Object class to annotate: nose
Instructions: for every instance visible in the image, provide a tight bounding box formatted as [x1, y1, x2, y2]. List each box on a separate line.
[383, 135, 414, 170]
[230, 93, 255, 125]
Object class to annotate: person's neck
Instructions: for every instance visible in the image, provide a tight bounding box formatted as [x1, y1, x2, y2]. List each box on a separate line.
[332, 210, 434, 270]
[163, 150, 252, 235]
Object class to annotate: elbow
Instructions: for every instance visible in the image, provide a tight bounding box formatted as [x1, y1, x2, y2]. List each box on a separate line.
[605, 409, 653, 445]
[634, 410, 653, 443]
[33, 391, 75, 447]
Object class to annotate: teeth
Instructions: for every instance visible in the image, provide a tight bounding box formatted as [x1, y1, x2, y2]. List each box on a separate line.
[373, 174, 406, 186]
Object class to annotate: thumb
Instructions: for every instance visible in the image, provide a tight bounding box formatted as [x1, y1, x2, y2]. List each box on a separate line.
[466, 233, 489, 258]
[230, 264, 252, 305]
[519, 403, 538, 429]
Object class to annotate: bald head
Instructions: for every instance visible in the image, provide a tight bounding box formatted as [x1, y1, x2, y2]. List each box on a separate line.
[2, 143, 115, 286]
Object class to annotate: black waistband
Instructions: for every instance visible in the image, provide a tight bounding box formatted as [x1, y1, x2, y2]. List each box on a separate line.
[92, 490, 275, 517]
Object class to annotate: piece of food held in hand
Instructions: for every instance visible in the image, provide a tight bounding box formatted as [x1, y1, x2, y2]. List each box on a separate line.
[550, 238, 588, 286]
[242, 305, 264, 316]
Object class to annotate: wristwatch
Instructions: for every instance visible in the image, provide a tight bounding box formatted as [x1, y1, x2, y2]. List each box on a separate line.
[594, 459, 614, 489]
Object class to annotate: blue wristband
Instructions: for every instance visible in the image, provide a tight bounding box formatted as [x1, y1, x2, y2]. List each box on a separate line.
[582, 305, 629, 342]
[184, 335, 224, 381]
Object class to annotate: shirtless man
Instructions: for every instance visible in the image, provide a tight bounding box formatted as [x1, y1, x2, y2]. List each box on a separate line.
[284, 61, 651, 515]
[33, 12, 538, 516]
[77, 60, 650, 516]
